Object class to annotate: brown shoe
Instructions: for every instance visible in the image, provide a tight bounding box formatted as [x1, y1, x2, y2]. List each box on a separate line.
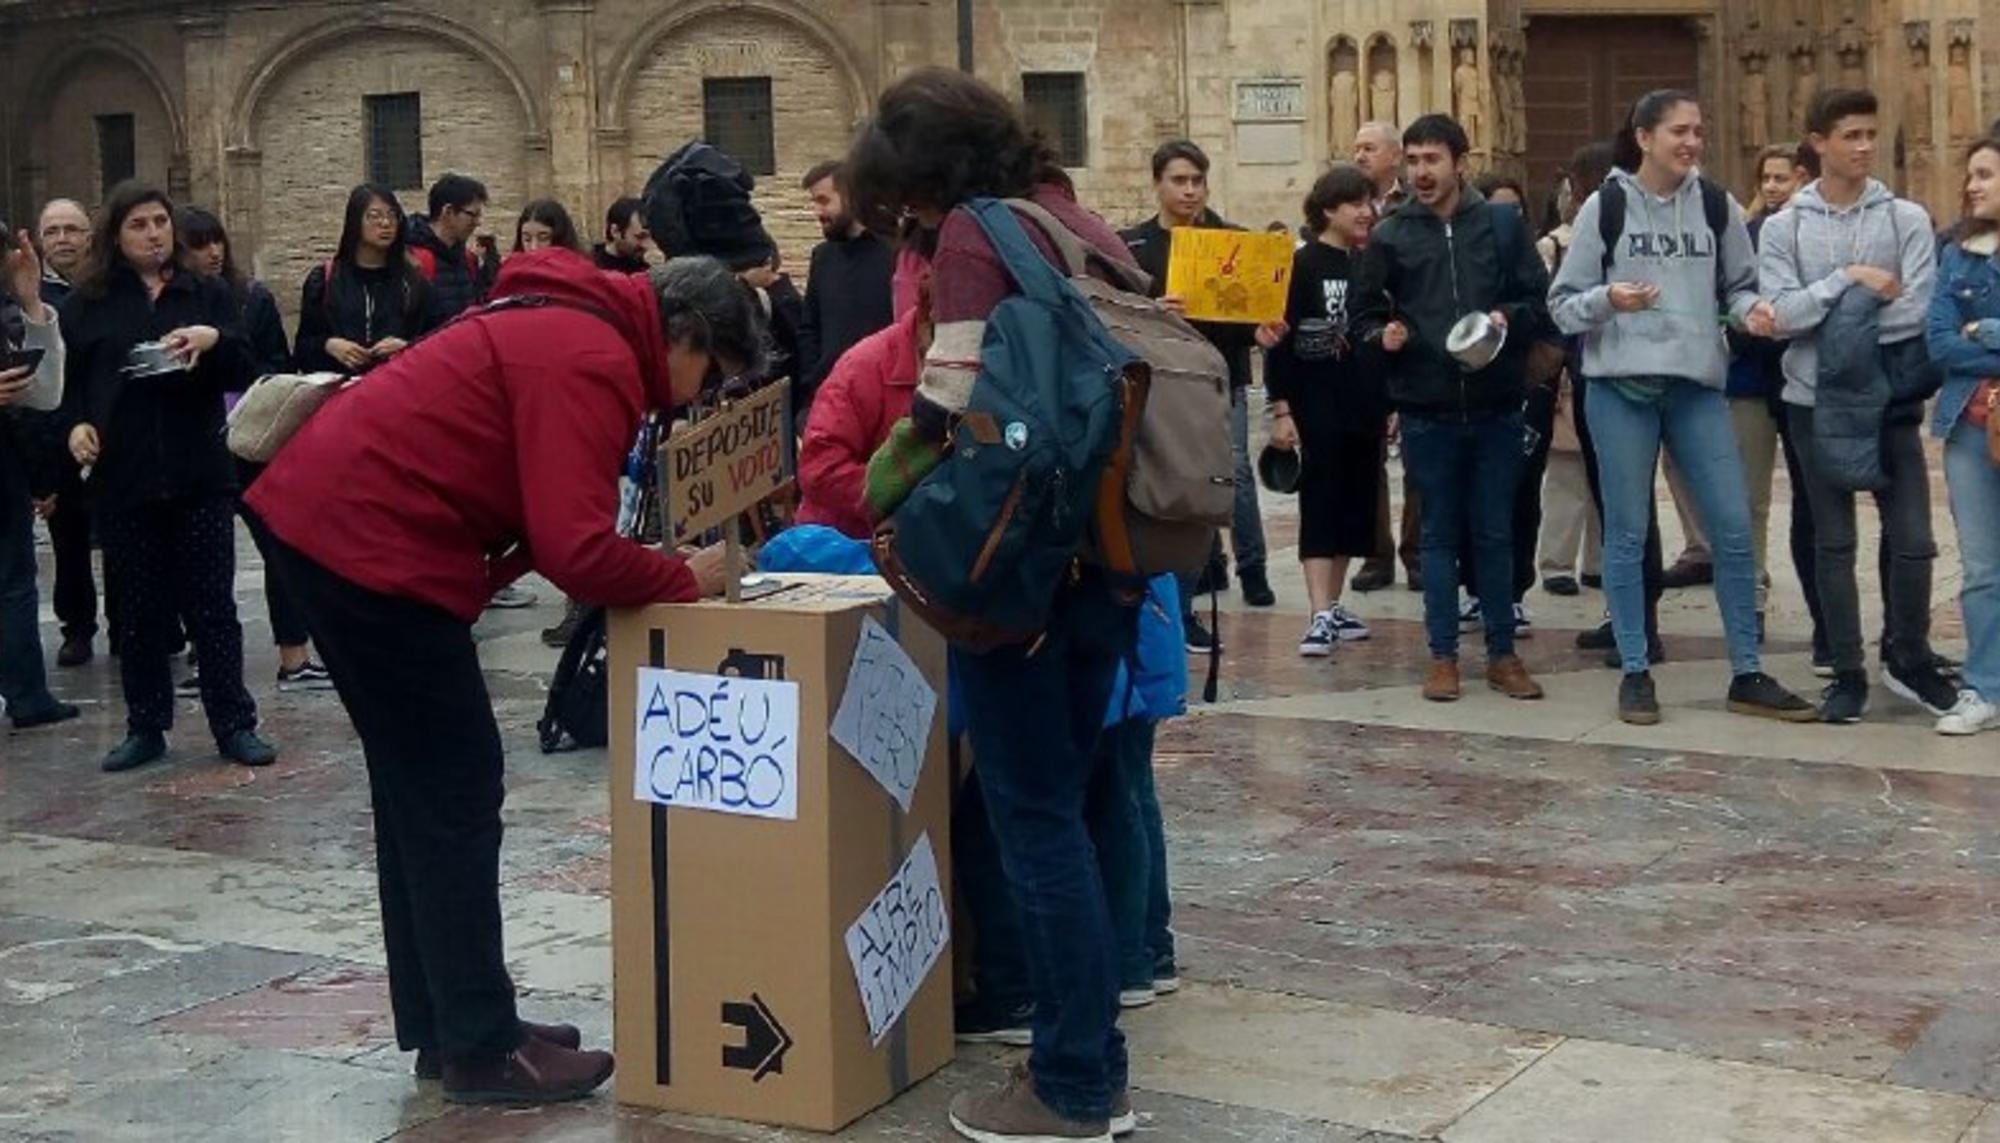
[1422, 658, 1461, 702]
[1486, 655, 1545, 700]
[948, 1064, 1111, 1141]
[441, 1034, 614, 1104]
[416, 1020, 582, 1080]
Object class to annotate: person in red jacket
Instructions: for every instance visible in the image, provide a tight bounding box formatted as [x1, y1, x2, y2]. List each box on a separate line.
[796, 288, 930, 539]
[247, 248, 763, 1105]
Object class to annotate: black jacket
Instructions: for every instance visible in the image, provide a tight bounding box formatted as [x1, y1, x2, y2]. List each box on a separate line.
[408, 215, 490, 321]
[293, 260, 436, 375]
[763, 273, 805, 399]
[1119, 211, 1258, 388]
[798, 230, 895, 404]
[1350, 187, 1552, 417]
[238, 279, 292, 379]
[592, 244, 650, 275]
[57, 266, 256, 513]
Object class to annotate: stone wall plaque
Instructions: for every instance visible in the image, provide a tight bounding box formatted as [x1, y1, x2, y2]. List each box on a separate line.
[1234, 78, 1307, 123]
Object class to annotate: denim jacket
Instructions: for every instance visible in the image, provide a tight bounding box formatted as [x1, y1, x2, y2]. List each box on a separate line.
[1926, 237, 2000, 439]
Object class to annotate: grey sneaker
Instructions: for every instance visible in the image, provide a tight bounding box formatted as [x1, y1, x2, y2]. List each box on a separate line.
[949, 1065, 1112, 1142]
[1111, 1089, 1137, 1137]
[487, 585, 539, 610]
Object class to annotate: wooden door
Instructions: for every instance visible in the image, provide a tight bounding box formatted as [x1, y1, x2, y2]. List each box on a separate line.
[1524, 17, 1700, 212]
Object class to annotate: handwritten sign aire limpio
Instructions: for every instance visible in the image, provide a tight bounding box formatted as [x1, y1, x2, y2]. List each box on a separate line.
[662, 382, 790, 543]
[1164, 227, 1293, 325]
[633, 667, 800, 821]
[828, 617, 936, 813]
[844, 833, 949, 1045]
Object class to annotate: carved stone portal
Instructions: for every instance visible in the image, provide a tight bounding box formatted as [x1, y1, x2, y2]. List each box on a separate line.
[1368, 39, 1398, 129]
[1330, 39, 1360, 156]
[1455, 46, 1485, 151]
[1790, 49, 1818, 137]
[1948, 39, 1977, 142]
[1741, 52, 1770, 149]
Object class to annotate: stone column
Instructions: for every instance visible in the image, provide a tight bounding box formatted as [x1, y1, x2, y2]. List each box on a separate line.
[176, 9, 227, 210]
[535, 0, 599, 222]
[225, 146, 264, 277]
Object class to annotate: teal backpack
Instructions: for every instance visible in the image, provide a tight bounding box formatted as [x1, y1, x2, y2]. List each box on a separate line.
[872, 199, 1142, 650]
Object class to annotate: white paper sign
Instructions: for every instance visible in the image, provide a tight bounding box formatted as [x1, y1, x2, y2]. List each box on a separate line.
[828, 617, 937, 813]
[632, 667, 800, 821]
[844, 833, 950, 1045]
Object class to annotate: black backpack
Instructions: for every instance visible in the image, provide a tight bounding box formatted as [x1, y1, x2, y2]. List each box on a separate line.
[1597, 175, 1730, 295]
[538, 605, 609, 753]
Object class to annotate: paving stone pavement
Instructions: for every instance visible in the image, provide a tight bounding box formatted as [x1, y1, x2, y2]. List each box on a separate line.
[4, 444, 1998, 1141]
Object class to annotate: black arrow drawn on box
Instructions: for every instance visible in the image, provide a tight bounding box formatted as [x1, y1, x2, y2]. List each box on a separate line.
[721, 993, 793, 1081]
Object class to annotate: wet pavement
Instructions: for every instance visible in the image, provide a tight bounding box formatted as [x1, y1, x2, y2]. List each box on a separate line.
[4, 449, 1998, 1141]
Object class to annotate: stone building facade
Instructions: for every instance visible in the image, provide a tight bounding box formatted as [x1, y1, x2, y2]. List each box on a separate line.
[3, 0, 1997, 315]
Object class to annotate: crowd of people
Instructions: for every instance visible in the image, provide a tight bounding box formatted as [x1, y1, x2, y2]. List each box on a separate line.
[3, 61, 1998, 1143]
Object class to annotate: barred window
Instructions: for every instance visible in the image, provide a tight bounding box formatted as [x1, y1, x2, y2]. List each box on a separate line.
[703, 77, 776, 176]
[1022, 73, 1088, 168]
[96, 114, 135, 196]
[365, 93, 425, 191]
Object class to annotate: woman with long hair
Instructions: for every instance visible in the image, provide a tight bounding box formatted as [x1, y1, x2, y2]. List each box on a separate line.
[846, 66, 1141, 1141]
[511, 199, 582, 254]
[295, 185, 435, 375]
[1920, 139, 2000, 734]
[182, 207, 334, 693]
[1548, 90, 1812, 727]
[60, 181, 276, 772]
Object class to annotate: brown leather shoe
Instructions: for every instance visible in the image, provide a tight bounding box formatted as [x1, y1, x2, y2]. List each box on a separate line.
[416, 1020, 582, 1080]
[1422, 658, 1461, 702]
[1486, 655, 1545, 700]
[441, 1034, 613, 1104]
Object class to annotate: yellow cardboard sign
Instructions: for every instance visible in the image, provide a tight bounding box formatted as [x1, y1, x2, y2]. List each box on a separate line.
[1164, 227, 1293, 325]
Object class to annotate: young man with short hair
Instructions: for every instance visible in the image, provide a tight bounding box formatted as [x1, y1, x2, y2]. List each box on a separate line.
[798, 159, 894, 423]
[1121, 140, 1274, 649]
[410, 173, 492, 321]
[1349, 121, 1422, 594]
[592, 197, 651, 274]
[1761, 89, 1957, 722]
[1351, 114, 1551, 703]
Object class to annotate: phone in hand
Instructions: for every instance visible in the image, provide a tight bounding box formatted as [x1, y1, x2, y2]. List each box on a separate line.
[1, 346, 46, 374]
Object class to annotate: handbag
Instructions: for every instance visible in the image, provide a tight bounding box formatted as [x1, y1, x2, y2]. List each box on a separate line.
[1970, 379, 2000, 465]
[226, 373, 349, 462]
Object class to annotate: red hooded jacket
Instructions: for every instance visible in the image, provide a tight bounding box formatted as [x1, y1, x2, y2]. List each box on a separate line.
[248, 248, 697, 621]
[795, 307, 922, 539]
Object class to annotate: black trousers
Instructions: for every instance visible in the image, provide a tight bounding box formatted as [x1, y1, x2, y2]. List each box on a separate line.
[271, 536, 521, 1059]
[234, 461, 309, 648]
[99, 494, 256, 741]
[1575, 376, 1663, 640]
[1461, 384, 1558, 603]
[44, 464, 101, 642]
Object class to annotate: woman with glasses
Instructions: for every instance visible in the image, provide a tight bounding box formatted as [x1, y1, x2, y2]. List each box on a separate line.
[296, 185, 436, 375]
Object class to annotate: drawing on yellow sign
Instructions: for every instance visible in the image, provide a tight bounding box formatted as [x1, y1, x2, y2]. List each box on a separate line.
[1164, 227, 1294, 325]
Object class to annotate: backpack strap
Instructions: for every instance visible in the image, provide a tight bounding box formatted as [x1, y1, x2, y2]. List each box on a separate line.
[1488, 202, 1525, 300]
[1597, 180, 1627, 279]
[319, 259, 337, 324]
[1005, 198, 1155, 296]
[1698, 176, 1730, 300]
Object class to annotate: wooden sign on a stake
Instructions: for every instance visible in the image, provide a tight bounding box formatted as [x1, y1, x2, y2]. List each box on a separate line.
[658, 383, 793, 603]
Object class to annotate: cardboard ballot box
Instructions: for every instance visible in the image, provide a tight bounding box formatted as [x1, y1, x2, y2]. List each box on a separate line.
[608, 575, 954, 1132]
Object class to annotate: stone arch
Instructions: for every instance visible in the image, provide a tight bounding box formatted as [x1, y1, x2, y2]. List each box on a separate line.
[15, 36, 188, 204]
[609, 0, 870, 266]
[601, 0, 870, 134]
[226, 8, 544, 149]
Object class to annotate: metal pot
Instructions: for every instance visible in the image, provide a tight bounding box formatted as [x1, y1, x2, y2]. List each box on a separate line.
[123, 341, 189, 378]
[1445, 312, 1508, 372]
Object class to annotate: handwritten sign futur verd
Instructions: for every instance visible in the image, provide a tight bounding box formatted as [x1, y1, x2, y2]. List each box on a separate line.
[1164, 227, 1294, 325]
[828, 617, 936, 813]
[844, 833, 949, 1045]
[662, 382, 790, 543]
[632, 667, 800, 821]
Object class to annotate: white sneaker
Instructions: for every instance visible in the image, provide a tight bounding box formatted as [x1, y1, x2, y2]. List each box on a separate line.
[1299, 611, 1336, 657]
[1458, 595, 1481, 630]
[1118, 987, 1157, 1009]
[1936, 692, 1999, 736]
[1328, 602, 1372, 641]
[1513, 602, 1534, 637]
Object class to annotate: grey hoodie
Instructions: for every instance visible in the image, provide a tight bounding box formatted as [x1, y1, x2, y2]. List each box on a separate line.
[1548, 169, 1761, 388]
[1756, 178, 1936, 406]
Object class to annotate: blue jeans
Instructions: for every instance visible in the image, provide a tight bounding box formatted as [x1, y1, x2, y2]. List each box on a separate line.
[1085, 718, 1167, 990]
[1401, 410, 1522, 659]
[953, 763, 1033, 1011]
[1229, 387, 1267, 576]
[1589, 379, 1761, 676]
[0, 461, 60, 720]
[955, 574, 1137, 1121]
[1945, 419, 2000, 703]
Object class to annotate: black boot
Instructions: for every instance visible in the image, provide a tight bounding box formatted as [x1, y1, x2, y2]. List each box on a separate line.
[102, 731, 168, 773]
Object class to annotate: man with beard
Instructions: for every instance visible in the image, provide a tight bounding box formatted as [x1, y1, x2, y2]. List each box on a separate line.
[1121, 140, 1274, 653]
[797, 160, 894, 423]
[1351, 114, 1551, 704]
[591, 197, 651, 274]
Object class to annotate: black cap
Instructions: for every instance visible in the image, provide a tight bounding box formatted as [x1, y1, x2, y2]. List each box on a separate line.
[641, 141, 778, 272]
